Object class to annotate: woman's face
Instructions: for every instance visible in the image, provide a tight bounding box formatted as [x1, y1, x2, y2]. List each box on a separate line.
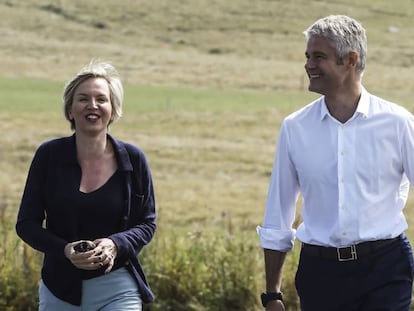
[69, 77, 113, 135]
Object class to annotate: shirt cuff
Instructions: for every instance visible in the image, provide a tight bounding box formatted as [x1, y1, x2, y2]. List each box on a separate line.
[256, 226, 296, 252]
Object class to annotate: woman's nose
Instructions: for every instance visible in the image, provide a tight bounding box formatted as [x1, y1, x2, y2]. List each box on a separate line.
[87, 99, 98, 109]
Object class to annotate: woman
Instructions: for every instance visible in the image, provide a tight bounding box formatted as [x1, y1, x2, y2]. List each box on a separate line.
[16, 61, 156, 310]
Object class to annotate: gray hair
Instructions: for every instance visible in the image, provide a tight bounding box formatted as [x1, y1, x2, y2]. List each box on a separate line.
[303, 15, 367, 73]
[63, 61, 124, 130]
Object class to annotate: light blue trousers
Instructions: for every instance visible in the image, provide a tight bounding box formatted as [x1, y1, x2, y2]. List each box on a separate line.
[39, 267, 142, 311]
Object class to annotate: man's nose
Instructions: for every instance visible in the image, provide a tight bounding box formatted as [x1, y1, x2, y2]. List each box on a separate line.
[305, 58, 315, 70]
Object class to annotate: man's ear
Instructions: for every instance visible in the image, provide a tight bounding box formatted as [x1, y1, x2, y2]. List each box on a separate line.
[347, 51, 359, 68]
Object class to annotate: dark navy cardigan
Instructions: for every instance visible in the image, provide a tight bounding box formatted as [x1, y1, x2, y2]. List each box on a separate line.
[16, 134, 156, 305]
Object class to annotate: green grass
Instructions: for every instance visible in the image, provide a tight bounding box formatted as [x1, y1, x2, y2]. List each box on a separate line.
[0, 77, 311, 310]
[0, 77, 316, 230]
[2, 0, 414, 309]
[1, 0, 414, 95]
[2, 77, 414, 310]
[0, 78, 63, 113]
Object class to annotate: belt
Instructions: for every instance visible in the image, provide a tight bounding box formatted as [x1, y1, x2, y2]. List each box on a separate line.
[301, 235, 402, 262]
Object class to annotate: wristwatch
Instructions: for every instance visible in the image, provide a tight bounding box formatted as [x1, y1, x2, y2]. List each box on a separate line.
[261, 291, 283, 307]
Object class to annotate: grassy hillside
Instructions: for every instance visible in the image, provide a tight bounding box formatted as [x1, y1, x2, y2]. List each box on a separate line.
[2, 2, 414, 309]
[2, 0, 414, 230]
[0, 0, 414, 100]
[2, 0, 414, 244]
[2, 0, 414, 243]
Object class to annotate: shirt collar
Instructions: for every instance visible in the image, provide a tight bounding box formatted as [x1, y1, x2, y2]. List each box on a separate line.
[356, 87, 370, 118]
[319, 87, 370, 121]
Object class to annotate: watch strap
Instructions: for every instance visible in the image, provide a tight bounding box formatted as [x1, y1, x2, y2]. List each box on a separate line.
[261, 291, 283, 307]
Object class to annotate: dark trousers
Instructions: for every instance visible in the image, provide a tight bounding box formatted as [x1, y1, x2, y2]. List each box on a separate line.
[295, 235, 414, 311]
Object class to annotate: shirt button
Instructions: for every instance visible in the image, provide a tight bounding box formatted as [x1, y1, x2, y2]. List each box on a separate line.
[342, 232, 347, 236]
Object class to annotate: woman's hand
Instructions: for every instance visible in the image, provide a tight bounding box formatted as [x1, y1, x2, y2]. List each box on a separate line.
[92, 238, 118, 273]
[64, 240, 101, 270]
[64, 239, 117, 272]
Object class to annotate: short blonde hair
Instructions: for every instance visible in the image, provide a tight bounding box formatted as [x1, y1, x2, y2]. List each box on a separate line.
[63, 61, 124, 130]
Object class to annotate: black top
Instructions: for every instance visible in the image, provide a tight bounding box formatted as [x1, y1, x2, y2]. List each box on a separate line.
[77, 170, 124, 240]
[77, 170, 125, 279]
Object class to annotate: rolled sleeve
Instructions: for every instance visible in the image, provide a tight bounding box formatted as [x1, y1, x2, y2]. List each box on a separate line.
[257, 226, 295, 251]
[258, 119, 299, 252]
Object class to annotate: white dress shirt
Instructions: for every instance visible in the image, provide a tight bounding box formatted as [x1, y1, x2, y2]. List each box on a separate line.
[257, 88, 414, 251]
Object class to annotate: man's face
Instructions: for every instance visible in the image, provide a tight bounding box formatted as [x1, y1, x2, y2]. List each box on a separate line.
[304, 36, 350, 96]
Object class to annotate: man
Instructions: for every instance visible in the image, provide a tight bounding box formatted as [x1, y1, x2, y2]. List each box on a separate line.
[257, 15, 414, 311]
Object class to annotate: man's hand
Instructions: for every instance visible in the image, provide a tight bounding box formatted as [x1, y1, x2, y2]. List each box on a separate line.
[266, 299, 285, 311]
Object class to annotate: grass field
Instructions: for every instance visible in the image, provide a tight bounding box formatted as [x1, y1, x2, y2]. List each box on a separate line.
[3, 77, 414, 310]
[0, 78, 319, 231]
[2, 0, 414, 309]
[1, 0, 414, 94]
[0, 79, 316, 310]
